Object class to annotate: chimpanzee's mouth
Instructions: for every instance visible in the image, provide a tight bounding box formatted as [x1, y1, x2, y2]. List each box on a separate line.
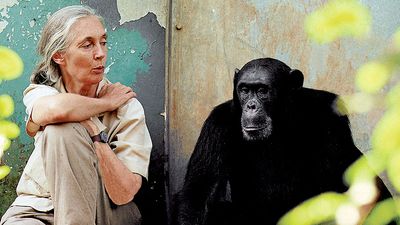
[243, 126, 267, 132]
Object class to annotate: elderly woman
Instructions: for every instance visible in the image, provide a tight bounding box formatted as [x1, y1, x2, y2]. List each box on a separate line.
[0, 5, 152, 225]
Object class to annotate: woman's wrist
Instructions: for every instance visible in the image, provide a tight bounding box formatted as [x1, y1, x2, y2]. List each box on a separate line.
[80, 119, 100, 136]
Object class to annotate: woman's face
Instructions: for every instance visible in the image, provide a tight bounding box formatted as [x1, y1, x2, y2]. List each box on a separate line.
[57, 15, 107, 87]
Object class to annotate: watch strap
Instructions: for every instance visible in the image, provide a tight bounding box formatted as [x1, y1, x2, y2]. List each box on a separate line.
[91, 131, 108, 143]
[91, 134, 102, 143]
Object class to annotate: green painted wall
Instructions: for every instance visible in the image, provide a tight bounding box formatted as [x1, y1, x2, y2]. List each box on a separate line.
[0, 0, 163, 218]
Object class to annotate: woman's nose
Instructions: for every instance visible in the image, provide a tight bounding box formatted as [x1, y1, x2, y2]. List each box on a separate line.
[94, 45, 106, 60]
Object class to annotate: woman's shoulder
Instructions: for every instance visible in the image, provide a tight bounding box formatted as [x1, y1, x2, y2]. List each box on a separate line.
[115, 98, 146, 122]
[23, 83, 59, 97]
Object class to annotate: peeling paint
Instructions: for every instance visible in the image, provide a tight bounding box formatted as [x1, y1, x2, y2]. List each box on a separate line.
[0, 0, 19, 32]
[0, 0, 160, 217]
[167, 0, 400, 200]
[116, 0, 167, 28]
[0, 0, 19, 10]
[0, 20, 8, 33]
[29, 19, 35, 28]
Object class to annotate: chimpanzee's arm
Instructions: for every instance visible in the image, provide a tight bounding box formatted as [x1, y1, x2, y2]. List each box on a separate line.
[173, 101, 234, 225]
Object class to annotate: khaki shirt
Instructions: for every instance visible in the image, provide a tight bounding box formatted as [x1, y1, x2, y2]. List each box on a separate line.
[12, 77, 152, 211]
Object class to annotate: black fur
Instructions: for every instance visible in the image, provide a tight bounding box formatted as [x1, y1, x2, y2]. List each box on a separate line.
[173, 58, 391, 225]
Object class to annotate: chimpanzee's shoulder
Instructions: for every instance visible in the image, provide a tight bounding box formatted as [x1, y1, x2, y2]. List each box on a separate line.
[290, 87, 343, 120]
[299, 87, 338, 103]
[205, 100, 237, 127]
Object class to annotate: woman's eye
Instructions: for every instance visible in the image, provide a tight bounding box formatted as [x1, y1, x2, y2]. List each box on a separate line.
[100, 41, 107, 46]
[81, 43, 93, 48]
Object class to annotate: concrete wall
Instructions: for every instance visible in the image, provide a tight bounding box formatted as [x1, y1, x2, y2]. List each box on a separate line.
[166, 0, 400, 202]
[0, 1, 167, 224]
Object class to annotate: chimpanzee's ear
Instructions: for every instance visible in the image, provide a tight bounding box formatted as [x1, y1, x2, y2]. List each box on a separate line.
[233, 68, 241, 101]
[234, 68, 240, 84]
[289, 69, 304, 90]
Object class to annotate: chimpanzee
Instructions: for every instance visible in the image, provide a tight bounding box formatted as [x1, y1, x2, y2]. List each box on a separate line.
[173, 58, 391, 225]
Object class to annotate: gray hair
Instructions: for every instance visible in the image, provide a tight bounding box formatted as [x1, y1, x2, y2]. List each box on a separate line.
[31, 5, 104, 85]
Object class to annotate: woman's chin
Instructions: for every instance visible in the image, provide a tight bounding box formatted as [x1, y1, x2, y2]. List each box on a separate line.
[91, 73, 104, 82]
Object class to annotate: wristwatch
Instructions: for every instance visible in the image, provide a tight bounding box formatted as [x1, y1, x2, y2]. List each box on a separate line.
[91, 131, 108, 143]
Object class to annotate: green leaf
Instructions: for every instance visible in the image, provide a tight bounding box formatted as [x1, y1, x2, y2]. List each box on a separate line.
[0, 165, 11, 180]
[372, 109, 400, 154]
[386, 83, 400, 110]
[364, 198, 400, 225]
[387, 151, 400, 192]
[344, 154, 382, 186]
[0, 135, 11, 152]
[0, 95, 14, 119]
[0, 120, 20, 139]
[0, 46, 23, 81]
[355, 61, 391, 94]
[278, 192, 348, 225]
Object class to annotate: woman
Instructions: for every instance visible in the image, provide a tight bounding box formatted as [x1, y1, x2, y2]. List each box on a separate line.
[0, 5, 152, 225]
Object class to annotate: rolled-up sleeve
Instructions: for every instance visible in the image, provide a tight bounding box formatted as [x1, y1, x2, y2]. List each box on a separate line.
[23, 84, 59, 137]
[107, 98, 152, 180]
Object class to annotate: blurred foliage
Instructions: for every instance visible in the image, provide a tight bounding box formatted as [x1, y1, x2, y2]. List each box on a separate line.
[0, 46, 23, 82]
[364, 198, 400, 225]
[304, 0, 370, 44]
[0, 46, 23, 180]
[278, 192, 348, 225]
[355, 61, 392, 94]
[280, 0, 400, 224]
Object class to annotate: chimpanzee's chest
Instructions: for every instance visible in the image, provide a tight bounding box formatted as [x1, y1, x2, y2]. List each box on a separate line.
[229, 142, 318, 194]
[225, 131, 327, 222]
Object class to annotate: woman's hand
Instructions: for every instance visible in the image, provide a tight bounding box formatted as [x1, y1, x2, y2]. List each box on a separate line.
[80, 118, 142, 205]
[98, 83, 137, 111]
[94, 141, 142, 205]
[28, 82, 136, 133]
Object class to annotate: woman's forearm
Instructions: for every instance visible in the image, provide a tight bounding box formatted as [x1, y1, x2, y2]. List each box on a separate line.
[94, 142, 142, 205]
[32, 82, 135, 126]
[32, 93, 110, 126]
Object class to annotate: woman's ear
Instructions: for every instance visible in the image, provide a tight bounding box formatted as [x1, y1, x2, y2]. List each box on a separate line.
[52, 52, 65, 65]
[289, 69, 304, 90]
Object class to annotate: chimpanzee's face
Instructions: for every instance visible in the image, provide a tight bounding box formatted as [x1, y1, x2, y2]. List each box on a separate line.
[236, 67, 283, 141]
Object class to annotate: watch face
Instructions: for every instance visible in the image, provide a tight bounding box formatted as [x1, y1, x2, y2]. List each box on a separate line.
[100, 131, 108, 143]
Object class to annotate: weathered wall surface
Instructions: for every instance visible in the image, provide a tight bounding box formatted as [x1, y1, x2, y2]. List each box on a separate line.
[167, 0, 400, 201]
[0, 1, 167, 224]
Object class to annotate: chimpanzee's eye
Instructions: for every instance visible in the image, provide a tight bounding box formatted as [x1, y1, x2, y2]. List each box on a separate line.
[258, 87, 268, 95]
[240, 87, 249, 94]
[257, 87, 269, 98]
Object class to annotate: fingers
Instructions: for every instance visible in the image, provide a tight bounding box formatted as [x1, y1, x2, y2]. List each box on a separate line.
[126, 91, 136, 100]
[109, 83, 134, 94]
[98, 82, 137, 111]
[116, 91, 135, 106]
[121, 85, 132, 94]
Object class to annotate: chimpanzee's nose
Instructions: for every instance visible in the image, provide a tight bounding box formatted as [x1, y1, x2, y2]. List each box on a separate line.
[246, 100, 257, 111]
